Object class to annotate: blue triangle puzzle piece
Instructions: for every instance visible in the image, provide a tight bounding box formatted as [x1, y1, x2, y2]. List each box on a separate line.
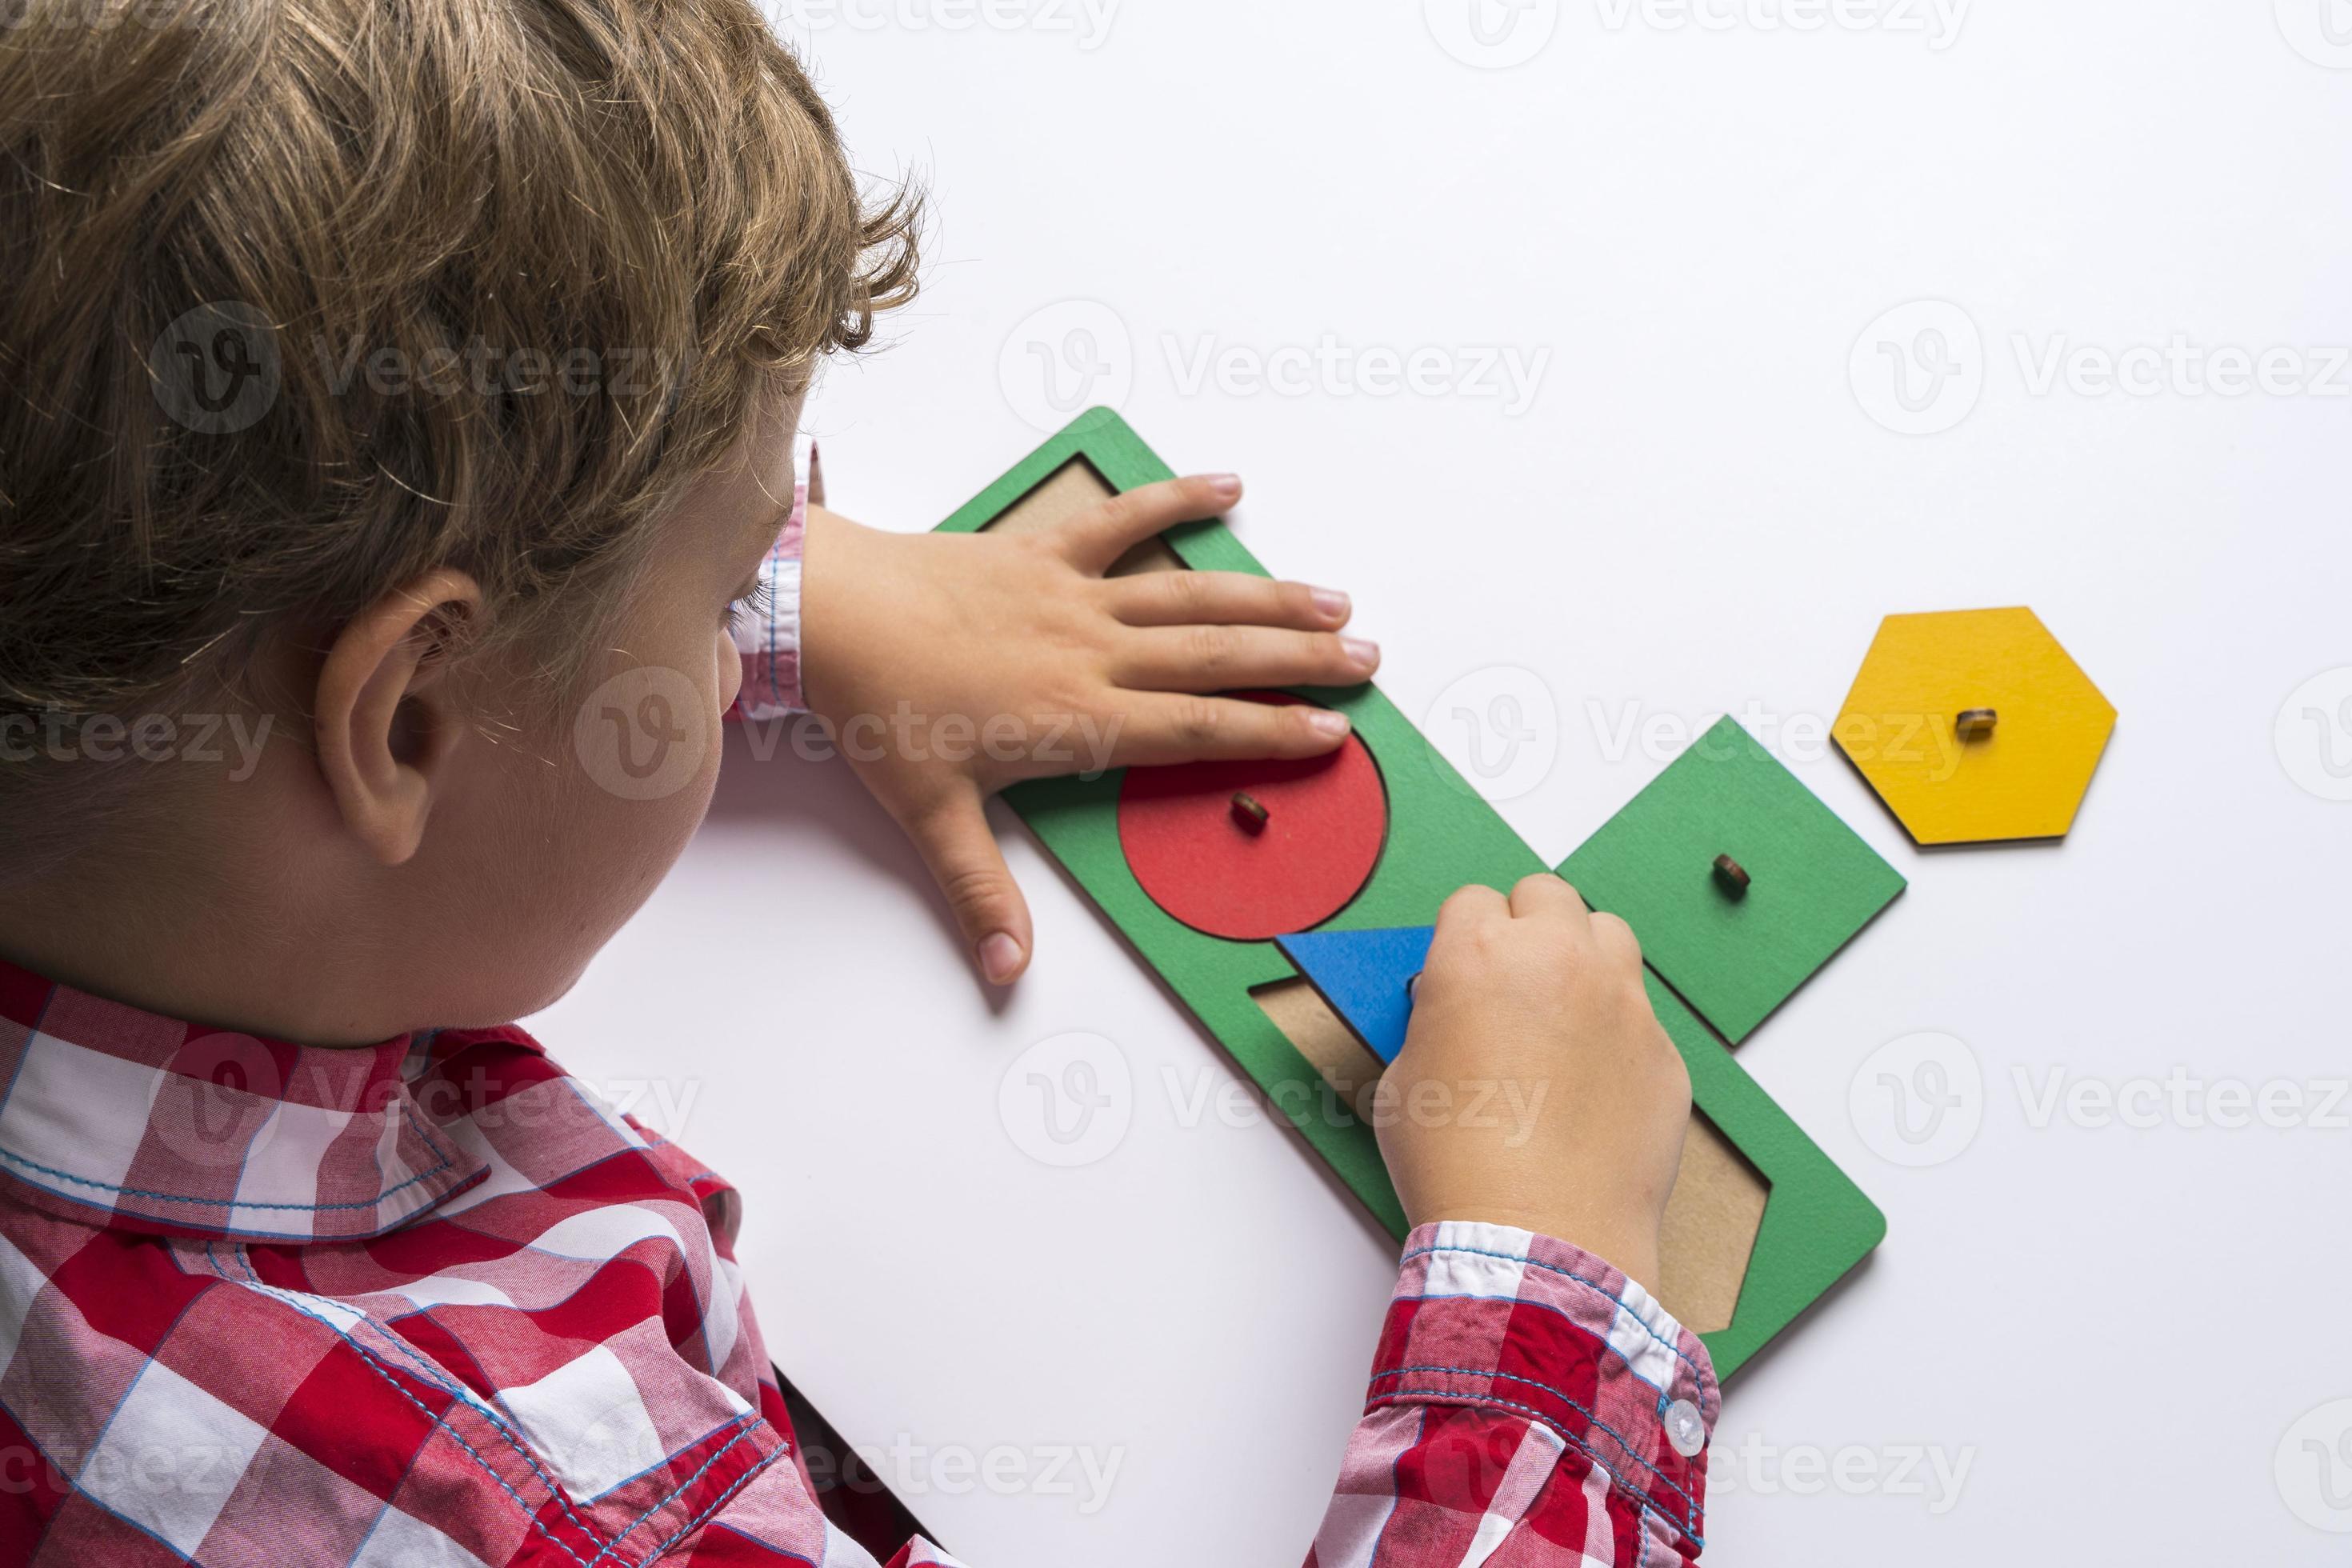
[1275, 926, 1436, 1065]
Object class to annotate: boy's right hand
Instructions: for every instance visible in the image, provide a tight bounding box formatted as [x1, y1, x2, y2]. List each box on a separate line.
[1378, 874, 1691, 1292]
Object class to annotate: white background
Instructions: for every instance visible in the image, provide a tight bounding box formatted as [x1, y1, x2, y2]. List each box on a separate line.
[533, 2, 2352, 1562]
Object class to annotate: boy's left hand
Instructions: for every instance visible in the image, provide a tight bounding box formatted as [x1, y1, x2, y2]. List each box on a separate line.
[799, 472, 1374, 986]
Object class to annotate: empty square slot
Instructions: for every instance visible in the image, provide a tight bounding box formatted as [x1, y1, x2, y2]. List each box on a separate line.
[1254, 973, 1766, 1335]
[1250, 976, 1385, 1124]
[1657, 1110, 1767, 1334]
[980, 456, 1186, 575]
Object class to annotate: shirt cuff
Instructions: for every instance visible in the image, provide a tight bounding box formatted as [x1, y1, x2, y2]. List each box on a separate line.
[728, 433, 810, 722]
[1368, 1220, 1718, 1549]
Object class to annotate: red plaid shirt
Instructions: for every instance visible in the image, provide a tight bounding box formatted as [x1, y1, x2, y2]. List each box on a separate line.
[0, 958, 1716, 1568]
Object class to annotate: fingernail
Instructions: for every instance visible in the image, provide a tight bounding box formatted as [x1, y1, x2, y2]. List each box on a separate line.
[1342, 637, 1380, 671]
[1310, 586, 1350, 620]
[1205, 473, 1242, 503]
[978, 932, 1024, 984]
[1308, 709, 1351, 740]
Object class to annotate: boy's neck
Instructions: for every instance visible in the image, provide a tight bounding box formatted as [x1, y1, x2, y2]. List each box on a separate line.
[0, 774, 396, 1048]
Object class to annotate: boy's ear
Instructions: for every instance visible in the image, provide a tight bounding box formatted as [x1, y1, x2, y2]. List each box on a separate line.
[314, 568, 485, 867]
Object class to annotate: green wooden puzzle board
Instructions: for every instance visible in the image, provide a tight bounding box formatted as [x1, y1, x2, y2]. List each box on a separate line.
[934, 407, 1884, 1380]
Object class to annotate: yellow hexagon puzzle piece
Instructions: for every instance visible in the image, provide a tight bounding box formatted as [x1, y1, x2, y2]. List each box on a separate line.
[1834, 607, 2116, 845]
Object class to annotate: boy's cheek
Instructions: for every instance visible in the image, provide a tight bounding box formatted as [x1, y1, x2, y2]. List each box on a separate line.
[714, 627, 745, 716]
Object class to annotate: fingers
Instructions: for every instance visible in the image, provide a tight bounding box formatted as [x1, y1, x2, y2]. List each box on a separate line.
[1105, 570, 1350, 632]
[1418, 886, 1508, 1012]
[1590, 910, 1643, 970]
[1104, 693, 1353, 768]
[1507, 872, 1592, 924]
[1112, 624, 1379, 694]
[1434, 882, 1508, 935]
[899, 785, 1034, 986]
[1510, 875, 1641, 970]
[1056, 474, 1240, 576]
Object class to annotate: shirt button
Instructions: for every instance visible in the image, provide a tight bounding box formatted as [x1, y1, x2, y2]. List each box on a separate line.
[1662, 1398, 1706, 1458]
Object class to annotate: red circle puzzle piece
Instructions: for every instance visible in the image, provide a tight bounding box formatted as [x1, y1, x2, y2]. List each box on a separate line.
[1117, 692, 1388, 942]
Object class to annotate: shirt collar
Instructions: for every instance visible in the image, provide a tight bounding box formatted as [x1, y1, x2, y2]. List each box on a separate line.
[0, 958, 489, 1242]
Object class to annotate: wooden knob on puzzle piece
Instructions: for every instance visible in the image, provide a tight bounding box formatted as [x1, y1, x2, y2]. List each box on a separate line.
[1712, 854, 1750, 896]
[1955, 707, 1998, 740]
[1118, 693, 1386, 942]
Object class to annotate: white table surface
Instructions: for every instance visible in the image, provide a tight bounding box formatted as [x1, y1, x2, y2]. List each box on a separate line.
[530, 2, 2352, 1560]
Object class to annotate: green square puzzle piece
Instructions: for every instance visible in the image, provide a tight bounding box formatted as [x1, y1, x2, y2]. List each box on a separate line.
[1558, 717, 1906, 1045]
[937, 409, 1884, 1381]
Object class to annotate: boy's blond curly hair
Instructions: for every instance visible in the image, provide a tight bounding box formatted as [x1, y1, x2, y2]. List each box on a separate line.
[0, 0, 917, 730]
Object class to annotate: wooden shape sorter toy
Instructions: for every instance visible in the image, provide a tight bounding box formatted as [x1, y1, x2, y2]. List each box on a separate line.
[1833, 607, 2117, 846]
[937, 409, 1886, 1380]
[1274, 926, 1434, 1065]
[1118, 692, 1389, 942]
[1557, 716, 1906, 1046]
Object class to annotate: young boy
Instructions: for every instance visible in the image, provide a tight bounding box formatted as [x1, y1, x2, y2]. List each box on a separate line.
[0, 2, 1708, 1564]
